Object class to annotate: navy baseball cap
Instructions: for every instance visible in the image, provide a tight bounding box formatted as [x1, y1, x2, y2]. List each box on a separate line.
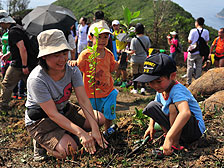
[134, 53, 177, 83]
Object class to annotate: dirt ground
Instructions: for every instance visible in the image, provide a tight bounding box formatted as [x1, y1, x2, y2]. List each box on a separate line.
[0, 61, 223, 168]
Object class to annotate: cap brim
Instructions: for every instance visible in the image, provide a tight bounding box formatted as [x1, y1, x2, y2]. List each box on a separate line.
[99, 29, 112, 35]
[134, 74, 160, 83]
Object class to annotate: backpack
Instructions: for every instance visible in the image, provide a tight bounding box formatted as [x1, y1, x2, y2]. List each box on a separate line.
[189, 29, 209, 59]
[11, 25, 39, 71]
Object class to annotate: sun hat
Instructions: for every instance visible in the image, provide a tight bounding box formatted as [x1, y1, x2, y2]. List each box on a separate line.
[134, 53, 177, 83]
[0, 10, 15, 23]
[88, 20, 112, 36]
[170, 31, 177, 35]
[37, 29, 72, 58]
[112, 20, 120, 26]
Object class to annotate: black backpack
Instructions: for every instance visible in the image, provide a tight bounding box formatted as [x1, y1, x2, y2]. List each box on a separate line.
[11, 25, 39, 71]
[196, 29, 210, 58]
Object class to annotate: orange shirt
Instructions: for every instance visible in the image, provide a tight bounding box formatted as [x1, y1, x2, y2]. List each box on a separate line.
[212, 37, 224, 57]
[77, 48, 118, 98]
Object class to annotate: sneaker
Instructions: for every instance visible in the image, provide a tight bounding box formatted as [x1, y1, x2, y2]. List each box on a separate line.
[140, 88, 146, 95]
[120, 82, 127, 88]
[33, 139, 48, 162]
[130, 89, 138, 94]
[12, 93, 18, 99]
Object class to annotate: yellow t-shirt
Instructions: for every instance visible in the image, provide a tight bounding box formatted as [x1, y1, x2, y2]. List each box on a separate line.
[77, 48, 118, 98]
[114, 29, 128, 50]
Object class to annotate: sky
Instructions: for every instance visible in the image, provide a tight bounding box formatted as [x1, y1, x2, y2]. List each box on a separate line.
[29, 0, 56, 8]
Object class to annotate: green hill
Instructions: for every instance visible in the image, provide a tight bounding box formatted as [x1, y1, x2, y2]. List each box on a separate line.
[53, 0, 217, 50]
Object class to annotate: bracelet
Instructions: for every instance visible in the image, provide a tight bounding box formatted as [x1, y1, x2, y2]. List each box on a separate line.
[22, 65, 28, 68]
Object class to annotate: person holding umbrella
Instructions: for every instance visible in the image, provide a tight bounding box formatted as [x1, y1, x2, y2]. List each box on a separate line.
[25, 29, 108, 159]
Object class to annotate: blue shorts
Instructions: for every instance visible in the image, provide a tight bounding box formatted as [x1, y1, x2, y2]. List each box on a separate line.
[90, 89, 118, 120]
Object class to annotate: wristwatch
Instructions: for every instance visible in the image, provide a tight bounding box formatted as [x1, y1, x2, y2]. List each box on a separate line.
[22, 65, 28, 68]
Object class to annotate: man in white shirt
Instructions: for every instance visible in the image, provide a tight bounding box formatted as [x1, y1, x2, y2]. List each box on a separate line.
[187, 17, 209, 85]
[75, 17, 88, 56]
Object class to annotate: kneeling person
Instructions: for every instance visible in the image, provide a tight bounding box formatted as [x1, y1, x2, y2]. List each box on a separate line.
[135, 53, 206, 155]
[25, 29, 107, 160]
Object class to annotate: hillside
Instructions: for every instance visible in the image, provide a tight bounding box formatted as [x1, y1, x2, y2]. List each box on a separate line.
[53, 0, 218, 49]
[217, 8, 224, 18]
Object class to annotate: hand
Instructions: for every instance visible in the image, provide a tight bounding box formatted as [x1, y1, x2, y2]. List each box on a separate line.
[208, 54, 211, 59]
[162, 136, 173, 155]
[68, 60, 77, 67]
[91, 129, 108, 149]
[144, 125, 155, 140]
[22, 67, 29, 75]
[79, 132, 96, 154]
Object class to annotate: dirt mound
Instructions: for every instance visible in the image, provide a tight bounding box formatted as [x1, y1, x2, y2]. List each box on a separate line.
[188, 67, 224, 99]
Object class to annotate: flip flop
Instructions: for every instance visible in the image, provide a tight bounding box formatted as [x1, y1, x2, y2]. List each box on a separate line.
[171, 145, 184, 152]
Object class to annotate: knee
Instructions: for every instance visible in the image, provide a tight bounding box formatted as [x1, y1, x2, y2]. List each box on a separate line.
[143, 101, 160, 115]
[56, 134, 78, 159]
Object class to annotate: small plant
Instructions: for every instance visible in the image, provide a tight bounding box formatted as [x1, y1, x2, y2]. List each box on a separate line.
[133, 107, 150, 127]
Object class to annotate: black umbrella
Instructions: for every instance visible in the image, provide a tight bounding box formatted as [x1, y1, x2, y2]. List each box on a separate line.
[22, 4, 76, 36]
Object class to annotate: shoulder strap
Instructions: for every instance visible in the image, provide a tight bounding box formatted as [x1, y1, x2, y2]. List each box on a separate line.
[136, 37, 148, 55]
[215, 37, 219, 47]
[197, 28, 203, 38]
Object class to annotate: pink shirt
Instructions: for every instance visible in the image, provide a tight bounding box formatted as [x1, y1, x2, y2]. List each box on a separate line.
[170, 38, 178, 53]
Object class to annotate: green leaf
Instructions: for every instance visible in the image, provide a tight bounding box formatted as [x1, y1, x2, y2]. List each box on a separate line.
[123, 7, 131, 26]
[130, 18, 143, 24]
[96, 88, 101, 90]
[132, 11, 140, 18]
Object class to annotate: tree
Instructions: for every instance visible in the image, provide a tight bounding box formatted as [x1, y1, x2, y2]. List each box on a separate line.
[152, 0, 172, 47]
[7, 0, 30, 14]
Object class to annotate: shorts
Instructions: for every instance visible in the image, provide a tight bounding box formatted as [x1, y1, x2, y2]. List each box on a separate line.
[26, 103, 86, 151]
[143, 101, 202, 144]
[214, 55, 224, 61]
[130, 62, 144, 75]
[77, 42, 87, 54]
[89, 89, 118, 120]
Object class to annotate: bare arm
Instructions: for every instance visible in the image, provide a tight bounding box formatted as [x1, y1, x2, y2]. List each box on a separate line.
[16, 40, 29, 74]
[74, 86, 108, 148]
[208, 45, 215, 59]
[0, 52, 11, 61]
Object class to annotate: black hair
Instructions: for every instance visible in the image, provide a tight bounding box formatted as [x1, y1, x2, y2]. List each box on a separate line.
[220, 28, 224, 32]
[13, 15, 22, 26]
[135, 23, 144, 34]
[81, 17, 87, 24]
[38, 57, 49, 70]
[196, 17, 205, 26]
[95, 11, 104, 20]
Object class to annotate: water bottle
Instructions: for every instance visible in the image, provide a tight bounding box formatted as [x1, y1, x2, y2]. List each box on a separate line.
[103, 124, 118, 140]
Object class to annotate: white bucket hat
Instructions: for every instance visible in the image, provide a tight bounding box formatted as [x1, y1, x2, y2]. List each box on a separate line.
[170, 31, 177, 35]
[37, 29, 72, 58]
[88, 20, 112, 36]
[0, 10, 16, 24]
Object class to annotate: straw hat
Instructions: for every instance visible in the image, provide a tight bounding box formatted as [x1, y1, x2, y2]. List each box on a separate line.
[37, 29, 72, 58]
[170, 31, 177, 35]
[0, 10, 15, 23]
[88, 20, 112, 36]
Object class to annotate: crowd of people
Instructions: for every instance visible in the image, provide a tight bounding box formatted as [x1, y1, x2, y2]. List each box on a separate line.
[0, 9, 223, 162]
